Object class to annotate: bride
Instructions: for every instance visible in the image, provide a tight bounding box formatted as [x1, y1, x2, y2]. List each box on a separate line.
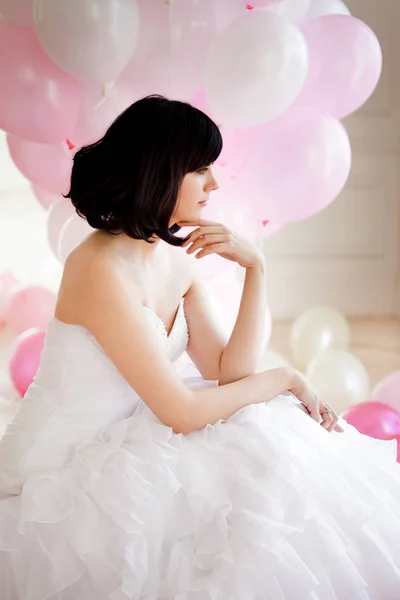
[0, 95, 399, 600]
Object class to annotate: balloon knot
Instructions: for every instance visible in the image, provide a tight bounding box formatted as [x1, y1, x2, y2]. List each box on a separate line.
[246, 4, 255, 9]
[66, 139, 75, 150]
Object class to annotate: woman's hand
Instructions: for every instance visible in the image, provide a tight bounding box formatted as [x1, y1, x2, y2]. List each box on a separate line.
[178, 219, 264, 269]
[287, 368, 344, 433]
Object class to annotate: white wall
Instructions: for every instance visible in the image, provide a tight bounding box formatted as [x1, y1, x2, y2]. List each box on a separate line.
[263, 0, 400, 318]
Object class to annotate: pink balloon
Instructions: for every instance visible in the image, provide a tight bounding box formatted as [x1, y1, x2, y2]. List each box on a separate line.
[296, 15, 382, 119]
[381, 434, 400, 463]
[242, 106, 351, 223]
[6, 285, 56, 335]
[119, 0, 217, 102]
[341, 402, 400, 440]
[46, 199, 76, 258]
[31, 185, 60, 211]
[0, 0, 33, 26]
[370, 371, 400, 413]
[0, 271, 20, 324]
[0, 23, 79, 143]
[9, 328, 46, 397]
[7, 135, 73, 195]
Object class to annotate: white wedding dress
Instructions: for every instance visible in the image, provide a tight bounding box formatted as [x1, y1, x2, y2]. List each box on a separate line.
[0, 297, 400, 600]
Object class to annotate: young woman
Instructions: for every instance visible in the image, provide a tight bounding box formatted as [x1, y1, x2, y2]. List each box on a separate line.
[0, 95, 399, 600]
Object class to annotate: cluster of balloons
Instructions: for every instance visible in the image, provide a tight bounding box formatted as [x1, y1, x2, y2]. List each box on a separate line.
[0, 271, 55, 397]
[0, 0, 382, 272]
[286, 304, 400, 459]
[0, 1, 386, 418]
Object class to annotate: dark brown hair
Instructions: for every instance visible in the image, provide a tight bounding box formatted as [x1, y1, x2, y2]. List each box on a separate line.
[65, 94, 223, 246]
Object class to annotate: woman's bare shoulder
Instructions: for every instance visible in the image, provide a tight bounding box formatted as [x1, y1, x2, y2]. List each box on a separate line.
[55, 233, 135, 323]
[55, 233, 195, 322]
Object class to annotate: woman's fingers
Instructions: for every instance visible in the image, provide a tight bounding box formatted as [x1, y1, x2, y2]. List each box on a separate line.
[186, 233, 230, 254]
[320, 409, 334, 431]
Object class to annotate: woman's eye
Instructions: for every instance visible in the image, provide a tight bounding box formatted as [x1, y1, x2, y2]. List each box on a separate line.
[197, 167, 208, 175]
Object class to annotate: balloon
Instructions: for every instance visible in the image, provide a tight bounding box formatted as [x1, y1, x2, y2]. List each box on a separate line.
[31, 185, 60, 211]
[71, 82, 139, 148]
[0, 23, 79, 143]
[212, 0, 245, 31]
[381, 434, 400, 463]
[296, 16, 382, 119]
[204, 11, 309, 128]
[243, 106, 351, 223]
[306, 349, 371, 413]
[9, 328, 46, 397]
[305, 0, 350, 20]
[267, 0, 310, 23]
[291, 306, 351, 370]
[47, 199, 76, 259]
[0, 0, 33, 25]
[34, 0, 139, 84]
[58, 215, 94, 264]
[341, 402, 400, 440]
[0, 271, 20, 324]
[370, 371, 400, 413]
[6, 285, 56, 335]
[120, 0, 216, 102]
[7, 135, 73, 196]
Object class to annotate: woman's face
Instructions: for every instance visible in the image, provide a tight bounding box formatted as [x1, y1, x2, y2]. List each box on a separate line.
[172, 165, 219, 224]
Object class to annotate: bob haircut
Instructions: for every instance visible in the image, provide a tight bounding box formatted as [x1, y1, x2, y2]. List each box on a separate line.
[65, 94, 223, 246]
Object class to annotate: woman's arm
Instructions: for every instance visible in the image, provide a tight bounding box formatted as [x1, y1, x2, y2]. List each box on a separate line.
[71, 256, 295, 435]
[218, 256, 267, 385]
[186, 366, 292, 434]
[180, 218, 268, 385]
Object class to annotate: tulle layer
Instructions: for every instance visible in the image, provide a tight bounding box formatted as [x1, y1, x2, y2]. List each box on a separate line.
[1, 381, 400, 600]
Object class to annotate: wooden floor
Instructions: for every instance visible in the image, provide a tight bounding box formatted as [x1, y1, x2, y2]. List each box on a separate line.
[268, 316, 400, 388]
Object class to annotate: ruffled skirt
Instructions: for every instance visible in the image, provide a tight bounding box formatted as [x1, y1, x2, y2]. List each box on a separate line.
[1, 377, 400, 600]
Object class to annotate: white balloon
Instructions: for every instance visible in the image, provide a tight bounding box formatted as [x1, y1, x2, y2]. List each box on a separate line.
[306, 0, 350, 20]
[0, 0, 32, 26]
[267, 0, 310, 23]
[212, 0, 245, 31]
[34, 0, 140, 83]
[291, 306, 351, 370]
[58, 215, 94, 264]
[306, 350, 371, 413]
[205, 11, 309, 128]
[47, 199, 75, 259]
